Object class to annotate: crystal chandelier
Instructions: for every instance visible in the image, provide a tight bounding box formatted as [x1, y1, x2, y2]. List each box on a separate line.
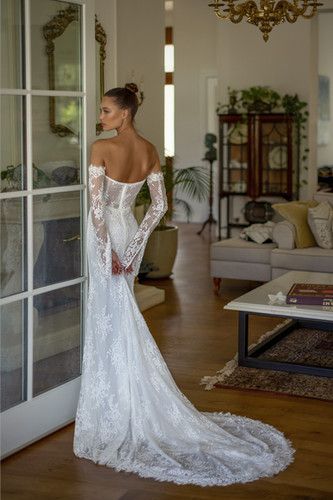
[208, 0, 323, 42]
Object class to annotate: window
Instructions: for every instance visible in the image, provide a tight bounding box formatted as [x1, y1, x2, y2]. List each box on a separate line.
[164, 25, 174, 157]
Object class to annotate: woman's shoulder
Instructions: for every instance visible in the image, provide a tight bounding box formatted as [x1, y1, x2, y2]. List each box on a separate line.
[138, 134, 154, 148]
[91, 138, 116, 149]
[142, 138, 158, 159]
[132, 136, 157, 159]
[91, 136, 158, 170]
[93, 134, 154, 148]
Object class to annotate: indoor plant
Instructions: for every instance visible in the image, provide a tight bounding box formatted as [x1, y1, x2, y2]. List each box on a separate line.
[135, 163, 210, 278]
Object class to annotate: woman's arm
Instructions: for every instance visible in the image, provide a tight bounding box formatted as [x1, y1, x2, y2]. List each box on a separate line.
[88, 141, 123, 275]
[121, 165, 168, 271]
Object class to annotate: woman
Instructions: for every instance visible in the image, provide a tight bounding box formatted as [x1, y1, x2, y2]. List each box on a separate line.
[73, 83, 295, 486]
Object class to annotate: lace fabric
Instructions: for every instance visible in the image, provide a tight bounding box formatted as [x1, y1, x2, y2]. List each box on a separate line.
[121, 171, 168, 269]
[87, 165, 167, 274]
[73, 163, 295, 487]
[87, 165, 112, 277]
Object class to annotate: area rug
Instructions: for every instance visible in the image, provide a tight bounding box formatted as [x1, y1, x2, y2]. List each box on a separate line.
[200, 321, 333, 401]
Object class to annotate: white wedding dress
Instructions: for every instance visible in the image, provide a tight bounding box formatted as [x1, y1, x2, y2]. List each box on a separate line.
[73, 164, 295, 487]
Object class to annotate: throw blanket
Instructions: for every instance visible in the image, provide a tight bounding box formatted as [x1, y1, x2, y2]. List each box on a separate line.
[239, 221, 276, 244]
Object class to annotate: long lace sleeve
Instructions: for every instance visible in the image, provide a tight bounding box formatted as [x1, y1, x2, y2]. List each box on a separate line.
[88, 164, 112, 275]
[121, 171, 168, 269]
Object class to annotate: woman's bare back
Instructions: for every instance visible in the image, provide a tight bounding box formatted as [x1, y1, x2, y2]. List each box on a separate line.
[94, 133, 159, 183]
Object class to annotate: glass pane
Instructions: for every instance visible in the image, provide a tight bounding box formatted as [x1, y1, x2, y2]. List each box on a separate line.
[164, 85, 174, 157]
[0, 197, 26, 298]
[0, 95, 26, 192]
[1, 300, 27, 412]
[261, 121, 288, 194]
[0, 0, 24, 89]
[33, 191, 81, 288]
[32, 96, 82, 188]
[31, 0, 82, 91]
[33, 283, 81, 396]
[222, 121, 248, 193]
[164, 44, 174, 72]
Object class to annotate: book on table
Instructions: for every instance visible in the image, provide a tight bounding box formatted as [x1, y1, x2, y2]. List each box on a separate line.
[286, 283, 333, 306]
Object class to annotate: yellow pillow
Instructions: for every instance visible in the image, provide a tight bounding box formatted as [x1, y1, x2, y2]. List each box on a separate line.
[272, 200, 319, 248]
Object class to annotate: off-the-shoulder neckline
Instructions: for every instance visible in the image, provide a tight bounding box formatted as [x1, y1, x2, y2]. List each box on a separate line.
[89, 164, 163, 185]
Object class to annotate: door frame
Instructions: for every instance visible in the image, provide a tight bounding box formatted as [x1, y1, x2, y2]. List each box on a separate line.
[1, 0, 96, 458]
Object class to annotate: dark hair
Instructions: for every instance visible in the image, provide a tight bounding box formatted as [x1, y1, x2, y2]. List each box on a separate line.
[103, 82, 139, 122]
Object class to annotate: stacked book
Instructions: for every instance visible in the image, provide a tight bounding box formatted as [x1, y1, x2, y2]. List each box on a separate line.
[286, 283, 333, 306]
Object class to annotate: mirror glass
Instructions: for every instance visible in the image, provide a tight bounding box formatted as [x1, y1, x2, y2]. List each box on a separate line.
[31, 0, 82, 91]
[31, 95, 82, 189]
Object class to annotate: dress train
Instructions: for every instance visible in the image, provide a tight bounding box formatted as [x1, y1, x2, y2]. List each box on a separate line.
[73, 165, 295, 486]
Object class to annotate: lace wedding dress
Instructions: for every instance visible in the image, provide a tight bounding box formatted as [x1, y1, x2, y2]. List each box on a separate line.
[73, 164, 295, 487]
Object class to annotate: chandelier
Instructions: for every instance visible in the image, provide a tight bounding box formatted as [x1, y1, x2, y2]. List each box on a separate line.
[208, 0, 323, 42]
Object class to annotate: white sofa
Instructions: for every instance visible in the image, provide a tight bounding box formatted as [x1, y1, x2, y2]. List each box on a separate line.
[211, 192, 333, 294]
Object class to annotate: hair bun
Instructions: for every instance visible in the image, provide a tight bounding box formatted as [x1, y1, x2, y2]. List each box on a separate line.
[125, 82, 138, 94]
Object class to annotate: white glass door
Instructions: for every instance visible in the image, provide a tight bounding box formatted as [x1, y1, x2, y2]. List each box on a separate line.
[1, 0, 95, 457]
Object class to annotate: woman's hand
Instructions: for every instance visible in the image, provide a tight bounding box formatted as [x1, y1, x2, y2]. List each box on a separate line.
[112, 250, 123, 275]
[112, 250, 134, 275]
[123, 263, 134, 274]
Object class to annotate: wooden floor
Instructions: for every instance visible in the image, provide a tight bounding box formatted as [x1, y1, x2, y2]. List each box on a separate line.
[2, 222, 333, 500]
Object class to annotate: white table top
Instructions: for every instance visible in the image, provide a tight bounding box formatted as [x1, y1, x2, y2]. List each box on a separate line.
[224, 271, 333, 321]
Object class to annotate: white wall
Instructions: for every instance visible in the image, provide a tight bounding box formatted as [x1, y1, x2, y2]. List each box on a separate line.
[94, 0, 165, 159]
[116, 0, 165, 158]
[94, 0, 117, 145]
[173, 0, 326, 224]
[173, 0, 217, 223]
[215, 18, 312, 100]
[95, 0, 118, 96]
[317, 11, 333, 169]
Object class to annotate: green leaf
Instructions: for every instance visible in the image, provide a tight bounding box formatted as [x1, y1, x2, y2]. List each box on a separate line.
[173, 198, 193, 222]
[173, 166, 210, 203]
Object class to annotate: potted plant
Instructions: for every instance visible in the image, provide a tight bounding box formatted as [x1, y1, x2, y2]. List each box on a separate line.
[134, 163, 210, 279]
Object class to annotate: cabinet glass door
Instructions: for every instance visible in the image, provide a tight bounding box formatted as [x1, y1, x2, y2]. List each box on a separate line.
[0, 0, 91, 458]
[220, 117, 249, 195]
[257, 115, 293, 198]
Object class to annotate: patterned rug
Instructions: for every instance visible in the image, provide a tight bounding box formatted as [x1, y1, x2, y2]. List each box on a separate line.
[200, 322, 333, 401]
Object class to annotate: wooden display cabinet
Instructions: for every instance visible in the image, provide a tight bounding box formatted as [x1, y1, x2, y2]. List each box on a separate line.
[217, 113, 300, 239]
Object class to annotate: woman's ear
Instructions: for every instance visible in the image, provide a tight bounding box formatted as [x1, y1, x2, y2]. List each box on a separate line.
[122, 108, 130, 121]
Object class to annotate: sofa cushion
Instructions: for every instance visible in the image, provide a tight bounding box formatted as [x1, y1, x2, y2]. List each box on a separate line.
[272, 220, 296, 250]
[211, 238, 277, 264]
[307, 201, 333, 249]
[271, 246, 333, 273]
[272, 200, 318, 248]
[314, 192, 333, 206]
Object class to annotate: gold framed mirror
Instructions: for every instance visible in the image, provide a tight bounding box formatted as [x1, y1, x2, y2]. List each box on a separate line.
[43, 6, 107, 137]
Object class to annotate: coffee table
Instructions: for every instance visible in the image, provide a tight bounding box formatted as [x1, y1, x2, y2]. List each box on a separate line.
[224, 271, 333, 377]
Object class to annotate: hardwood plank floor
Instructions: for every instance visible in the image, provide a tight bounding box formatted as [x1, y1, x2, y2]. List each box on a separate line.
[2, 222, 333, 500]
